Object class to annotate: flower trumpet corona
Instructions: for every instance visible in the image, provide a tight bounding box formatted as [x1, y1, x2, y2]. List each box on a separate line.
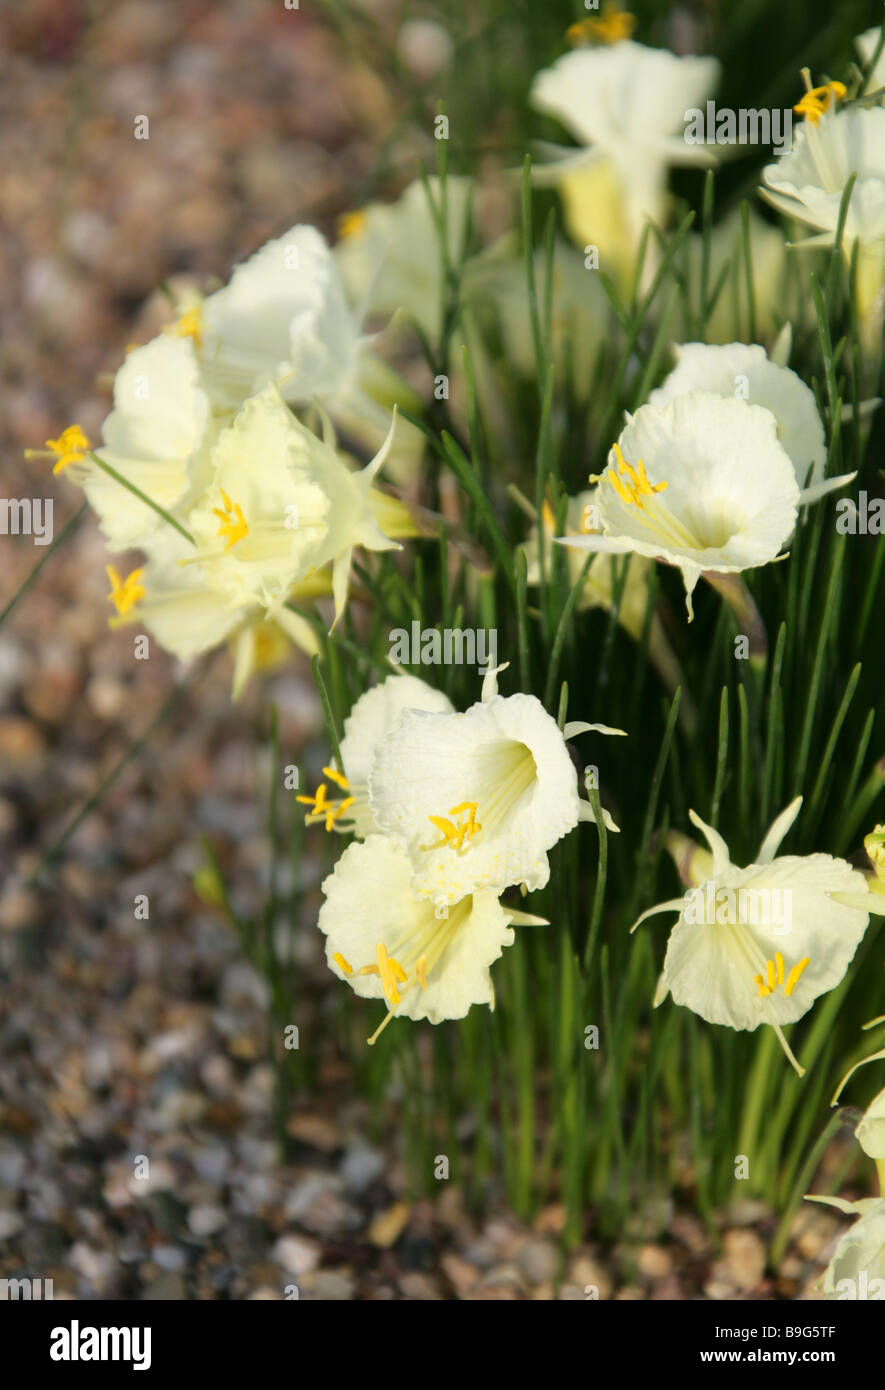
[530, 41, 719, 286]
[368, 664, 624, 913]
[648, 342, 827, 490]
[299, 673, 455, 838]
[803, 1197, 885, 1299]
[632, 798, 877, 1074]
[186, 384, 400, 623]
[318, 834, 547, 1041]
[558, 392, 854, 618]
[87, 335, 214, 552]
[761, 102, 885, 336]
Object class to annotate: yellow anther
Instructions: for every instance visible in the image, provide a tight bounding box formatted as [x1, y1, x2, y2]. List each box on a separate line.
[794, 81, 846, 125]
[567, 5, 636, 46]
[213, 489, 249, 549]
[26, 425, 90, 475]
[375, 941, 407, 1006]
[541, 498, 556, 531]
[173, 304, 203, 348]
[784, 956, 811, 997]
[296, 780, 355, 831]
[333, 953, 353, 975]
[106, 564, 145, 617]
[337, 209, 368, 240]
[424, 802, 481, 850]
[416, 956, 427, 990]
[755, 954, 811, 999]
[604, 442, 667, 509]
[323, 766, 350, 790]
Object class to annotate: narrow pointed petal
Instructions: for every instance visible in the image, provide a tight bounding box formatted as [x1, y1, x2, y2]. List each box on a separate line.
[563, 720, 627, 738]
[629, 897, 686, 935]
[757, 796, 803, 864]
[798, 471, 857, 506]
[687, 808, 731, 875]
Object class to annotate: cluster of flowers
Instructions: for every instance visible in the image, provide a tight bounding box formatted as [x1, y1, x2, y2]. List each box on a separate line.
[28, 225, 424, 697]
[29, 6, 885, 1292]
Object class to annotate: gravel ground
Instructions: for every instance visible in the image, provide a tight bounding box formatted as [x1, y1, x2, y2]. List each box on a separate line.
[0, 0, 860, 1299]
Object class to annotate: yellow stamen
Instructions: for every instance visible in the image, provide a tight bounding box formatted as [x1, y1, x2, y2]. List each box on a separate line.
[323, 766, 350, 790]
[416, 956, 427, 989]
[784, 956, 811, 997]
[423, 802, 481, 850]
[375, 941, 407, 1006]
[793, 81, 846, 126]
[172, 304, 203, 348]
[106, 564, 145, 617]
[755, 954, 812, 999]
[567, 5, 636, 46]
[337, 209, 368, 240]
[333, 953, 353, 975]
[296, 780, 355, 831]
[604, 442, 668, 510]
[26, 425, 90, 475]
[213, 489, 249, 549]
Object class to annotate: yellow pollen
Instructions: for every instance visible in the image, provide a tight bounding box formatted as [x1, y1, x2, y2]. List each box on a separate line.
[172, 304, 203, 348]
[423, 801, 481, 850]
[567, 5, 636, 46]
[333, 953, 353, 975]
[793, 81, 846, 125]
[106, 564, 145, 617]
[755, 954, 812, 999]
[337, 209, 368, 240]
[213, 489, 249, 549]
[604, 442, 668, 510]
[26, 425, 90, 474]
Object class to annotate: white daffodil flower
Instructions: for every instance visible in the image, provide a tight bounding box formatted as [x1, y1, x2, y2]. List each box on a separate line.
[679, 208, 796, 344]
[761, 104, 885, 327]
[368, 664, 624, 914]
[296, 673, 455, 837]
[804, 1197, 885, 1299]
[334, 176, 474, 341]
[557, 392, 854, 618]
[192, 224, 363, 411]
[463, 235, 609, 400]
[186, 384, 399, 621]
[105, 528, 321, 696]
[649, 343, 827, 489]
[318, 833, 547, 1042]
[87, 335, 215, 551]
[530, 41, 719, 283]
[633, 798, 878, 1075]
